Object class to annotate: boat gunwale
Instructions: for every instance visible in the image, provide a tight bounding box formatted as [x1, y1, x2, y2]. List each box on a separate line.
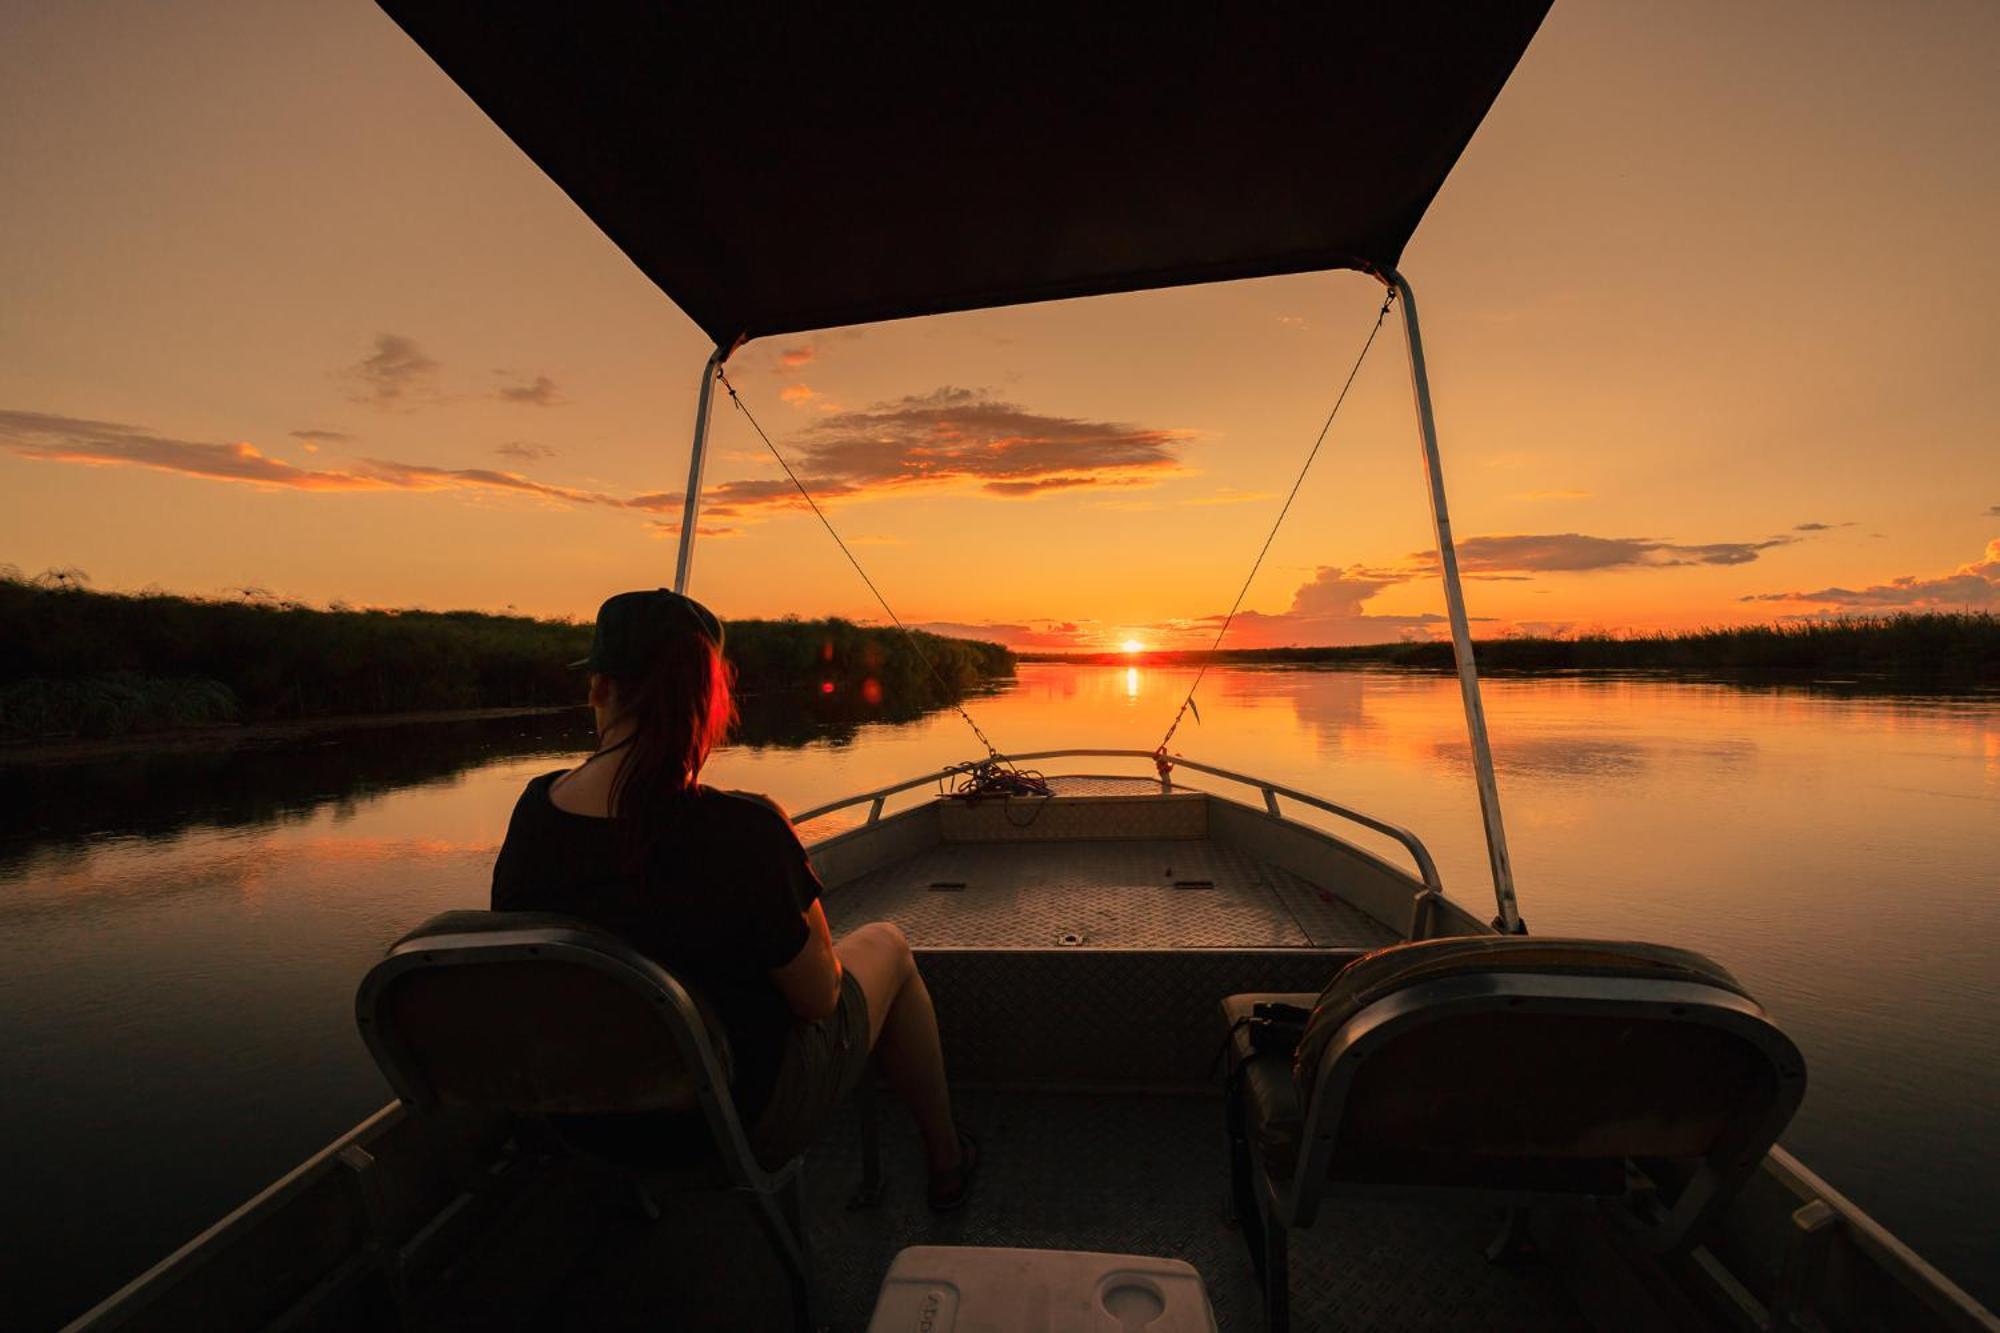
[791, 748, 1444, 895]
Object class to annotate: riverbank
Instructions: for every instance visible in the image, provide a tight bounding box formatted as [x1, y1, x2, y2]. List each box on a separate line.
[0, 704, 582, 768]
[1031, 612, 1997, 685]
[0, 575, 1013, 742]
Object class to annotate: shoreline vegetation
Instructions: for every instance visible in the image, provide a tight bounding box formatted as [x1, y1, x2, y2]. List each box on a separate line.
[0, 574, 1013, 745]
[1029, 612, 1997, 685]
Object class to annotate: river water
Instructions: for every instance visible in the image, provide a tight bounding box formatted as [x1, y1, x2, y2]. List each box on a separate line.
[2, 663, 1995, 1326]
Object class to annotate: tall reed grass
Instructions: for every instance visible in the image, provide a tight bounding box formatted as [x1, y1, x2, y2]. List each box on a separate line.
[0, 575, 1013, 740]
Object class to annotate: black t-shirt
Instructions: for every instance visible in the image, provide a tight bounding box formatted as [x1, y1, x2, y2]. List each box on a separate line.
[490, 773, 822, 1121]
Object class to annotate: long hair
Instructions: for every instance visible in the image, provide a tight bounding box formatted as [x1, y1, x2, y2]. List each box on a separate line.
[603, 632, 736, 867]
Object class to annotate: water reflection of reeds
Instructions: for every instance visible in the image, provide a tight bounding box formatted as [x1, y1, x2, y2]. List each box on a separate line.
[0, 679, 999, 868]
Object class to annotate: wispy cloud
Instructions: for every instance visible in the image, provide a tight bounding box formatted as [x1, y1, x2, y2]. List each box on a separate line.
[1422, 532, 1796, 573]
[341, 334, 441, 410]
[354, 458, 626, 508]
[4, 410, 389, 491]
[977, 525, 1812, 652]
[1741, 539, 1998, 611]
[779, 384, 820, 405]
[938, 566, 1448, 652]
[778, 347, 816, 369]
[916, 619, 1098, 650]
[1, 409, 628, 511]
[1792, 520, 1856, 532]
[493, 373, 568, 407]
[1986, 504, 1999, 517]
[289, 428, 352, 444]
[495, 441, 555, 461]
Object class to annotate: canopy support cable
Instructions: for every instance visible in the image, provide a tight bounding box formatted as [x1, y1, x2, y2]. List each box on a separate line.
[1152, 290, 1397, 768]
[714, 367, 1006, 764]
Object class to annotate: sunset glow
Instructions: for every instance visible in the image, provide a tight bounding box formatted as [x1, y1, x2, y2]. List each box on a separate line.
[0, 5, 1993, 646]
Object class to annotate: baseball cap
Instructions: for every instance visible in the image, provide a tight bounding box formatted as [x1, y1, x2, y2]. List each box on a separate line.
[571, 589, 724, 674]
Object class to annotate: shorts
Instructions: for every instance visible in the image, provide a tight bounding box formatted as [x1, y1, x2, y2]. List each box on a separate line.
[748, 968, 871, 1167]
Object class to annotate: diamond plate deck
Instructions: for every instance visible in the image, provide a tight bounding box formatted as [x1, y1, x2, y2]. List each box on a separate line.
[825, 837, 1398, 950]
[919, 948, 1355, 1085]
[550, 1090, 1595, 1331]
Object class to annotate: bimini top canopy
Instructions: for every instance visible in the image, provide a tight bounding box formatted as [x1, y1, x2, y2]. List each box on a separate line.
[375, 3, 1550, 348]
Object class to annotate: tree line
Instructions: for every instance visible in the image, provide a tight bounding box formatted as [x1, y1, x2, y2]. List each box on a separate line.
[1030, 612, 1997, 683]
[0, 572, 1014, 740]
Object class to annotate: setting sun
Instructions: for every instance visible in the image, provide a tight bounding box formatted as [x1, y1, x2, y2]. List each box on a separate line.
[1120, 638, 1145, 655]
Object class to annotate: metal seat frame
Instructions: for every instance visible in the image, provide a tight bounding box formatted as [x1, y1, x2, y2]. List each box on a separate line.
[1226, 970, 1807, 1333]
[354, 914, 868, 1332]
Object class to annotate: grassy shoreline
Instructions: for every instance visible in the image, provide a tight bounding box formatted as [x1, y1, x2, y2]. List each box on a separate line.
[0, 576, 1013, 742]
[1027, 612, 1997, 683]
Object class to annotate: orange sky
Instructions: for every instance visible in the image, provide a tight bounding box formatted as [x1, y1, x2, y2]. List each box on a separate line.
[1, 2, 1995, 651]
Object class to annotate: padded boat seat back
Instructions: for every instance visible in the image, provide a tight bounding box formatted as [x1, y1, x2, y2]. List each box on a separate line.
[1278, 936, 1804, 1201]
[356, 910, 733, 1116]
[1294, 935, 1751, 1090]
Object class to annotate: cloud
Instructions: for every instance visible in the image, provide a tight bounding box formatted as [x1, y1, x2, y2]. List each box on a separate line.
[0, 390, 1277, 567]
[1792, 520, 1856, 532]
[665, 387, 1190, 523]
[289, 428, 352, 444]
[1740, 539, 1998, 611]
[0, 409, 623, 510]
[342, 334, 440, 409]
[495, 441, 555, 461]
[1511, 489, 1590, 501]
[1424, 532, 1796, 573]
[647, 520, 737, 539]
[916, 620, 1099, 650]
[922, 562, 1457, 651]
[779, 347, 816, 369]
[795, 387, 1186, 494]
[1211, 564, 1447, 647]
[352, 458, 626, 508]
[1987, 505, 1999, 517]
[779, 384, 820, 405]
[3, 410, 392, 491]
[493, 373, 568, 407]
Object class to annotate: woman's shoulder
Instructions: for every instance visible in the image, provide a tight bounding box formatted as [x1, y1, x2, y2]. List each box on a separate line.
[509, 768, 572, 814]
[693, 788, 801, 835]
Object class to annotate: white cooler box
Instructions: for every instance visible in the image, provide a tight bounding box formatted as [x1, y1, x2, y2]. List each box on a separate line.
[865, 1245, 1219, 1332]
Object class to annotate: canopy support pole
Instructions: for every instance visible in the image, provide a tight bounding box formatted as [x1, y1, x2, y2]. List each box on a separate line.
[672, 346, 725, 594]
[1378, 267, 1523, 933]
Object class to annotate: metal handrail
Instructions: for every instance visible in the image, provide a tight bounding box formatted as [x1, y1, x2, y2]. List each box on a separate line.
[791, 747, 1443, 894]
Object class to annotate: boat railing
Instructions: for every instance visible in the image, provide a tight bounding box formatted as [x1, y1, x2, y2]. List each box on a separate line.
[791, 748, 1444, 895]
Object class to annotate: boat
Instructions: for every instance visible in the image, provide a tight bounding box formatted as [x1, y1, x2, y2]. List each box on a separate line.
[62, 5, 1999, 1331]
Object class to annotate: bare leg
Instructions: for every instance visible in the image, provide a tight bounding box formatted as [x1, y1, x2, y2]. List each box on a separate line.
[835, 921, 961, 1174]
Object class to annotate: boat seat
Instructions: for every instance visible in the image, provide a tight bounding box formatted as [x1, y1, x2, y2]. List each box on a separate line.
[1221, 936, 1807, 1333]
[354, 909, 859, 1333]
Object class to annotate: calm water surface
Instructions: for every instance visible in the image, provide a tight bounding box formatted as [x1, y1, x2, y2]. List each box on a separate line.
[3, 663, 1996, 1326]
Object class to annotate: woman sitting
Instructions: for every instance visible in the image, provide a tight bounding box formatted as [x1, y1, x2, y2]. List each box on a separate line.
[491, 589, 976, 1208]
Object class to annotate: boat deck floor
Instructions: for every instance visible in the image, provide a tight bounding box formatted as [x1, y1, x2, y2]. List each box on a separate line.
[539, 1090, 1589, 1332]
[824, 837, 1399, 951]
